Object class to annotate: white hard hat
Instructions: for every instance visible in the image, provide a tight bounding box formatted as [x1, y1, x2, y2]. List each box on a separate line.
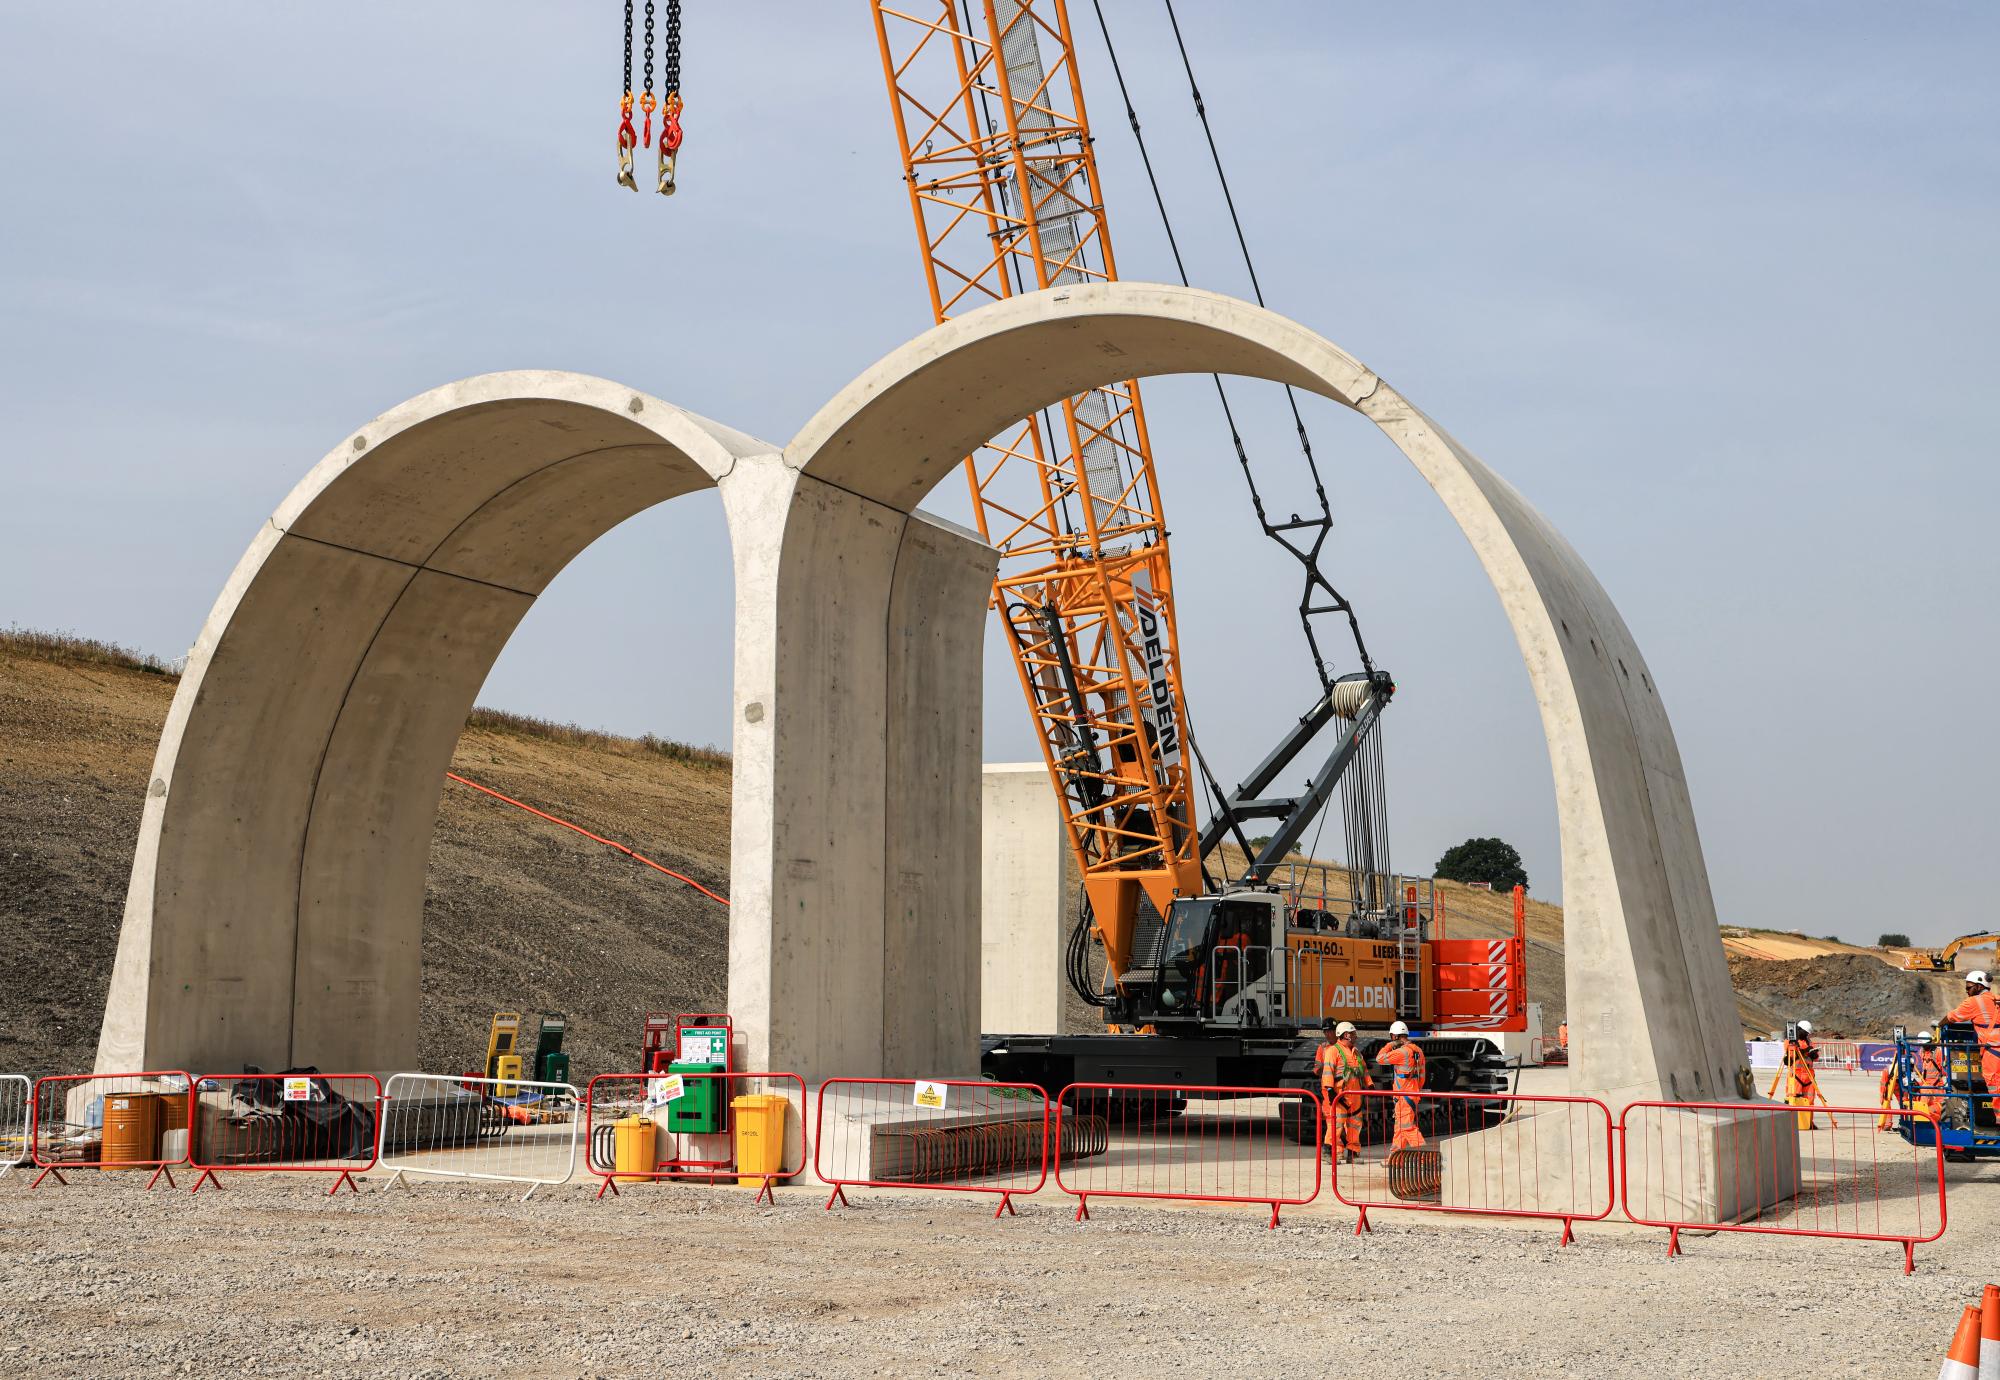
[1389, 1020, 1410, 1036]
[1796, 1020, 1813, 1034]
[1335, 1021, 1357, 1037]
[1968, 971, 1990, 989]
[1916, 1031, 1935, 1044]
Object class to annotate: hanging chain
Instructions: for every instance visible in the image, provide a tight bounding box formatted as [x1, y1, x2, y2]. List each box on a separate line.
[617, 1, 638, 190]
[657, 0, 684, 195]
[640, 0, 657, 147]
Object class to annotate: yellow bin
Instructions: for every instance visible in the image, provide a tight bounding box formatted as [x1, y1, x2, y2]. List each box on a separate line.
[731, 1094, 788, 1186]
[612, 1115, 656, 1183]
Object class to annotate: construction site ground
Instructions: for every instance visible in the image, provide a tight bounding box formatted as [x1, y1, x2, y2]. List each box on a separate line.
[0, 1072, 1987, 1380]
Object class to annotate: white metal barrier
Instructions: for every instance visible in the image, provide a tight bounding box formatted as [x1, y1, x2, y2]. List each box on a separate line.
[377, 1074, 581, 1200]
[0, 1075, 27, 1179]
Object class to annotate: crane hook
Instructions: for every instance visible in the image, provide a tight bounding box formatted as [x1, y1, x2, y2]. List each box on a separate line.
[617, 95, 639, 191]
[657, 95, 683, 196]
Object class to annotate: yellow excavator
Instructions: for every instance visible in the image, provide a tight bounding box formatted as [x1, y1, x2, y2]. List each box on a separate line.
[1904, 933, 2000, 973]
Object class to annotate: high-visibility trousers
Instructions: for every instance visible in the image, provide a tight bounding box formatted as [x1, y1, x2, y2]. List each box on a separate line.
[1323, 1089, 1361, 1153]
[1390, 1089, 1424, 1151]
[1877, 1075, 1906, 1131]
[1980, 1050, 2000, 1106]
[1785, 1086, 1817, 1131]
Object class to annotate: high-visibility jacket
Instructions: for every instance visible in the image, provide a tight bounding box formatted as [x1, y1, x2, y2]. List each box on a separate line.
[1316, 1041, 1367, 1093]
[1557, 1023, 1569, 1049]
[1379, 1041, 1425, 1092]
[1945, 991, 2000, 1056]
[1378, 1041, 1426, 1151]
[1784, 1040, 1819, 1099]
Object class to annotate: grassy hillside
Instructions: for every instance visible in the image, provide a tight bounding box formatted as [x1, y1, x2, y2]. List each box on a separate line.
[0, 630, 730, 1077]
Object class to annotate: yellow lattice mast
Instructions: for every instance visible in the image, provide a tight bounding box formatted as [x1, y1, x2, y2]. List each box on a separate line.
[870, 0, 1203, 988]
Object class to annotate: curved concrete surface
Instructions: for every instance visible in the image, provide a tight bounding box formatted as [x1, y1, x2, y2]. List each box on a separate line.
[98, 372, 775, 1073]
[790, 282, 1745, 1105]
[106, 285, 1740, 1106]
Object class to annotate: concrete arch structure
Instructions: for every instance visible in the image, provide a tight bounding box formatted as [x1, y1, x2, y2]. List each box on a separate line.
[106, 283, 1741, 1106]
[99, 371, 998, 1080]
[783, 283, 1745, 1106]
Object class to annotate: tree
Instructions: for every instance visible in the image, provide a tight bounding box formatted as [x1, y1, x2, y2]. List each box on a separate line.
[1434, 837, 1528, 892]
[1878, 933, 1911, 949]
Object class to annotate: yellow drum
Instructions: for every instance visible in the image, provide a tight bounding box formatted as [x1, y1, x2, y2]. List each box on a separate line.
[731, 1094, 788, 1186]
[612, 1115, 656, 1183]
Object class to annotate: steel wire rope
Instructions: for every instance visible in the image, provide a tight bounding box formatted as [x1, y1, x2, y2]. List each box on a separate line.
[1088, 0, 1375, 690]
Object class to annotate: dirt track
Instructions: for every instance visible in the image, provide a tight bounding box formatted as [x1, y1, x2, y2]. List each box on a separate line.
[1, 1141, 1994, 1380]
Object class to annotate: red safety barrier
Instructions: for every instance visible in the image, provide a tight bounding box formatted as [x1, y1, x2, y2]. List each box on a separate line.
[583, 1071, 806, 1203]
[1054, 1083, 1321, 1228]
[1808, 1041, 1862, 1074]
[1330, 1088, 1614, 1243]
[186, 1073, 382, 1195]
[1618, 1100, 1947, 1274]
[30, 1071, 193, 1189]
[813, 1077, 1083, 1217]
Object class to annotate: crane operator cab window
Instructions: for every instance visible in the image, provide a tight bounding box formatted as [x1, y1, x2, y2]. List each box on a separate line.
[1160, 896, 1274, 1018]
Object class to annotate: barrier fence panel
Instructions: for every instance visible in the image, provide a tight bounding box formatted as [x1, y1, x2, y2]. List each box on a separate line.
[378, 1073, 581, 1201]
[187, 1073, 381, 1195]
[1619, 1100, 1947, 1273]
[30, 1071, 193, 1189]
[813, 1077, 1079, 1217]
[1329, 1088, 1614, 1243]
[0, 1075, 27, 1180]
[584, 1072, 807, 1203]
[1054, 1083, 1321, 1228]
[1528, 1037, 1567, 1067]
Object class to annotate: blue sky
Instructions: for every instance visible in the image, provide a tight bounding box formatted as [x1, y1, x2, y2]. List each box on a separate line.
[1, 4, 1994, 941]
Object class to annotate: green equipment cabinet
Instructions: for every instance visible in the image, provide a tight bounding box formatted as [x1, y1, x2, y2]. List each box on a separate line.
[665, 1060, 727, 1134]
[532, 1013, 569, 1084]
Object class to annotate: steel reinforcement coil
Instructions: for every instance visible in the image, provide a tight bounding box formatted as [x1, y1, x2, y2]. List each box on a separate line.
[892, 1112, 1108, 1182]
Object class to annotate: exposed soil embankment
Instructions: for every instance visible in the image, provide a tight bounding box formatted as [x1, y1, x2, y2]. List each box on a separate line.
[0, 634, 729, 1077]
[1726, 951, 1959, 1037]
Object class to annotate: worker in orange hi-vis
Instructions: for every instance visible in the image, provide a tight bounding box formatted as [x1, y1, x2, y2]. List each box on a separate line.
[1766, 1019, 1833, 1131]
[1557, 1021, 1569, 1051]
[1943, 970, 2000, 1113]
[1913, 1031, 1948, 1127]
[1377, 1020, 1427, 1153]
[1315, 1020, 1368, 1164]
[1876, 1052, 1908, 1131]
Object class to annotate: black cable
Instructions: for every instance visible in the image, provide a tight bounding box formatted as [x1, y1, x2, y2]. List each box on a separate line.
[1090, 0, 1376, 690]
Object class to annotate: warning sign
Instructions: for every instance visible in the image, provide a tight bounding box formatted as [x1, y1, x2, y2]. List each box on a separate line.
[647, 1074, 686, 1106]
[282, 1077, 316, 1103]
[913, 1080, 948, 1110]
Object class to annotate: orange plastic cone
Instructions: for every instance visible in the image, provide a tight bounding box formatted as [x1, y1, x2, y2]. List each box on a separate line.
[1978, 1286, 2000, 1380]
[1939, 1304, 1983, 1380]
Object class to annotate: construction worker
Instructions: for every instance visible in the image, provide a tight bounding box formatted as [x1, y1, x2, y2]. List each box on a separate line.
[1377, 1020, 1427, 1153]
[1315, 1020, 1368, 1163]
[1914, 1031, 1948, 1127]
[1943, 970, 2000, 1114]
[1768, 1020, 1830, 1130]
[1877, 1050, 1908, 1131]
[1557, 1020, 1569, 1051]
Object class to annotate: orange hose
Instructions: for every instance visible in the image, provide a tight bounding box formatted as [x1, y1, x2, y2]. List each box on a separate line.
[443, 771, 729, 907]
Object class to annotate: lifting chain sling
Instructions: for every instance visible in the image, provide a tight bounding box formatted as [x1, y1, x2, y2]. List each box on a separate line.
[618, 0, 683, 195]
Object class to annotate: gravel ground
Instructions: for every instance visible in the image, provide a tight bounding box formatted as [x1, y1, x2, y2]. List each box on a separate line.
[1, 1145, 1995, 1380]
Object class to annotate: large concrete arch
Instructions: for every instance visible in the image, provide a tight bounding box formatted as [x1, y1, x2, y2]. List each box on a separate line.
[106, 284, 1740, 1106]
[788, 282, 1745, 1106]
[98, 370, 998, 1079]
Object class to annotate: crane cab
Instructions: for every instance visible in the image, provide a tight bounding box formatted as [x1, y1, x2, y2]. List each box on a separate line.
[1122, 872, 1524, 1037]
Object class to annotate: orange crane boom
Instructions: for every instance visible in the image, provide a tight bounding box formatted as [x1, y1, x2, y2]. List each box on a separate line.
[870, 0, 1201, 983]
